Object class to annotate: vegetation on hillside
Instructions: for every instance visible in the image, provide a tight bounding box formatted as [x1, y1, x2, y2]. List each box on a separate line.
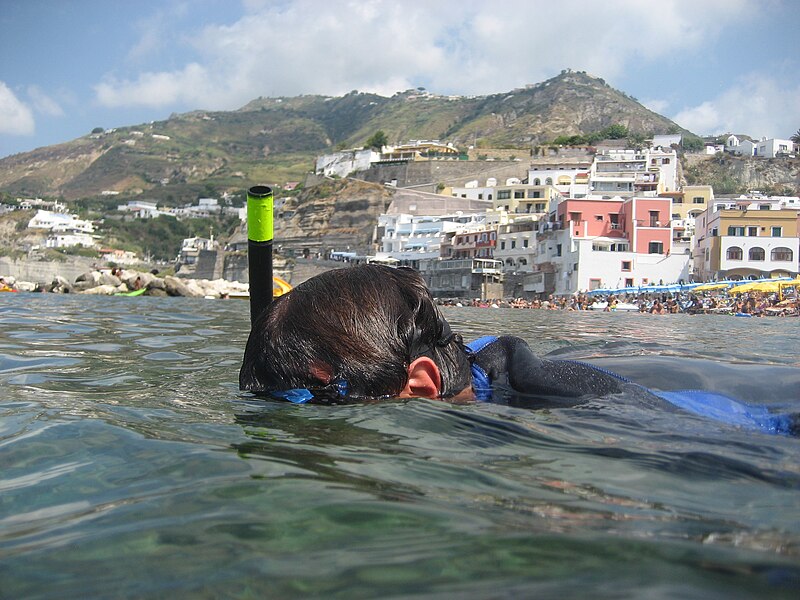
[0, 71, 692, 202]
[98, 214, 240, 262]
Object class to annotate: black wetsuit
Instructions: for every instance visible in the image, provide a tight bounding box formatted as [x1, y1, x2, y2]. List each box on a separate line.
[466, 335, 797, 435]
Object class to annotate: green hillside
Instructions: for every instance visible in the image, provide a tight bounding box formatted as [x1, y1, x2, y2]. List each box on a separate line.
[0, 70, 691, 203]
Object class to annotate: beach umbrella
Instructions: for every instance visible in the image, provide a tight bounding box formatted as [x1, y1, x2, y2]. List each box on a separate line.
[729, 280, 782, 294]
[693, 282, 733, 292]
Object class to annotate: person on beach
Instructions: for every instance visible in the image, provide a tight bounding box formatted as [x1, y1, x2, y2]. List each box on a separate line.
[239, 264, 797, 435]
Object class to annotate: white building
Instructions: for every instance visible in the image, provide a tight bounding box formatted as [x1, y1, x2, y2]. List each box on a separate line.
[28, 210, 94, 234]
[755, 138, 795, 158]
[377, 212, 486, 267]
[116, 200, 173, 219]
[589, 148, 678, 198]
[315, 148, 379, 177]
[46, 233, 96, 249]
[527, 161, 591, 197]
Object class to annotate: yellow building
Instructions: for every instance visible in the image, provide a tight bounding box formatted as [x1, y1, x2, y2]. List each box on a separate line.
[694, 203, 799, 279]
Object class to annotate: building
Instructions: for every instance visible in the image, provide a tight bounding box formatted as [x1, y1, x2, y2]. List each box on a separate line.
[28, 210, 94, 234]
[527, 160, 592, 198]
[45, 233, 95, 249]
[529, 196, 690, 296]
[420, 257, 504, 299]
[375, 212, 486, 269]
[589, 148, 678, 198]
[116, 200, 174, 219]
[755, 138, 795, 158]
[693, 199, 799, 280]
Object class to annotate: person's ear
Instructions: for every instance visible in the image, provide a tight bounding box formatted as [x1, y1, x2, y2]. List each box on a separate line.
[399, 357, 441, 399]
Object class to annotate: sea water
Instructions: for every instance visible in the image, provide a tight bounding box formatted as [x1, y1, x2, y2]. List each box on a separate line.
[1, 294, 798, 598]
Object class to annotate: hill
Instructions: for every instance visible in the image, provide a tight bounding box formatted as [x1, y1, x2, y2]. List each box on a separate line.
[0, 71, 689, 202]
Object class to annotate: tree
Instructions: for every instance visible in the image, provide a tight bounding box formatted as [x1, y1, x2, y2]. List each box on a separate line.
[365, 130, 388, 150]
[791, 129, 800, 145]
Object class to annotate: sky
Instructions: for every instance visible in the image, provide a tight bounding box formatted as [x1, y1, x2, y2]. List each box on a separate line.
[1, 0, 799, 159]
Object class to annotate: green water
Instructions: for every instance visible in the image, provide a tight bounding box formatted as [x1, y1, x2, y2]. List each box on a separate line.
[1, 295, 798, 598]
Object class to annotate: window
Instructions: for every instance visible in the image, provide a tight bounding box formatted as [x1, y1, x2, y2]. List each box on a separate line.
[771, 247, 793, 261]
[500, 241, 505, 250]
[649, 211, 660, 227]
[519, 258, 527, 266]
[726, 246, 743, 260]
[556, 244, 562, 257]
[749, 247, 765, 261]
[728, 226, 745, 236]
[648, 241, 664, 254]
[672, 213, 680, 219]
[545, 177, 553, 185]
[589, 278, 602, 290]
[514, 190, 525, 199]
[523, 238, 529, 248]
[711, 227, 718, 236]
[621, 261, 632, 271]
[771, 226, 782, 237]
[533, 178, 541, 185]
[497, 190, 511, 200]
[663, 158, 670, 164]
[527, 189, 542, 198]
[511, 240, 516, 249]
[569, 212, 582, 222]
[595, 215, 603, 221]
[625, 278, 634, 287]
[747, 226, 758, 237]
[535, 203, 546, 212]
[478, 193, 483, 200]
[609, 214, 620, 229]
[693, 196, 705, 204]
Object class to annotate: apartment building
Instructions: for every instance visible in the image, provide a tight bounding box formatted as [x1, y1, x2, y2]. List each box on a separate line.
[527, 196, 690, 296]
[693, 202, 799, 280]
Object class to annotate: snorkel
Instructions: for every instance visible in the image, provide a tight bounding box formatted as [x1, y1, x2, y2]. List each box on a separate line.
[246, 185, 274, 326]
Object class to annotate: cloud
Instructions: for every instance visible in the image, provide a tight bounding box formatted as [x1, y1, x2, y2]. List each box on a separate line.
[673, 74, 800, 138]
[0, 82, 35, 135]
[642, 99, 669, 115]
[93, 0, 757, 111]
[27, 85, 64, 117]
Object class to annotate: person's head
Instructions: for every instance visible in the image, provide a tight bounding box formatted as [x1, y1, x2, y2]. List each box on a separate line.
[239, 264, 472, 403]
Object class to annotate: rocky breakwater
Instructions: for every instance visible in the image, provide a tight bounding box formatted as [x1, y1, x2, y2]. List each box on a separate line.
[3, 270, 249, 298]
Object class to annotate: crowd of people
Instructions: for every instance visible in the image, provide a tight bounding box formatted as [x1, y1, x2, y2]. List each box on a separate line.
[437, 289, 800, 317]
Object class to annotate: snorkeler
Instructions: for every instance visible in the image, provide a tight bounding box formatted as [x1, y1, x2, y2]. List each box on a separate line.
[239, 264, 798, 436]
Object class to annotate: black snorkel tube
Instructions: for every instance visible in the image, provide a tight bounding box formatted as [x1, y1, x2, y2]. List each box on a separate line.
[246, 185, 274, 326]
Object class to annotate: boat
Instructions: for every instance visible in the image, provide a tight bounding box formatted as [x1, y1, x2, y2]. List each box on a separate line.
[114, 288, 146, 297]
[229, 276, 293, 299]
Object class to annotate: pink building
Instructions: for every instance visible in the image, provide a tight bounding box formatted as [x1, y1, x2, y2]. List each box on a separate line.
[554, 197, 672, 254]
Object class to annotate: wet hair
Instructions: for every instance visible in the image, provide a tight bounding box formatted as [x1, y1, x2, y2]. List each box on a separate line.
[239, 264, 471, 400]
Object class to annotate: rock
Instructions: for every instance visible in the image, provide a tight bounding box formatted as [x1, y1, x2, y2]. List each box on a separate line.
[79, 284, 117, 295]
[146, 288, 167, 297]
[99, 273, 122, 286]
[51, 275, 73, 293]
[147, 276, 166, 290]
[76, 271, 102, 285]
[164, 276, 203, 297]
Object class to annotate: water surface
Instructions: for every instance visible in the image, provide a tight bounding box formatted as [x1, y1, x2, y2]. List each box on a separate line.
[1, 295, 798, 598]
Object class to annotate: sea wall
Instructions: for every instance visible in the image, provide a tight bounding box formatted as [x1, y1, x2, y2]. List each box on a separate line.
[0, 256, 96, 283]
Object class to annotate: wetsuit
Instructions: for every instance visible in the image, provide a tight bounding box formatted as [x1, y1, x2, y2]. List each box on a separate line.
[466, 335, 798, 436]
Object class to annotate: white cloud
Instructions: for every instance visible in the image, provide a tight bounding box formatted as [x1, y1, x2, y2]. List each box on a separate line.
[642, 99, 669, 115]
[93, 0, 758, 111]
[673, 74, 800, 138]
[27, 85, 64, 117]
[0, 82, 35, 135]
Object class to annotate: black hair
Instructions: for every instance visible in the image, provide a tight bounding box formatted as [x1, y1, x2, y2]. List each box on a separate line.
[239, 264, 471, 400]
